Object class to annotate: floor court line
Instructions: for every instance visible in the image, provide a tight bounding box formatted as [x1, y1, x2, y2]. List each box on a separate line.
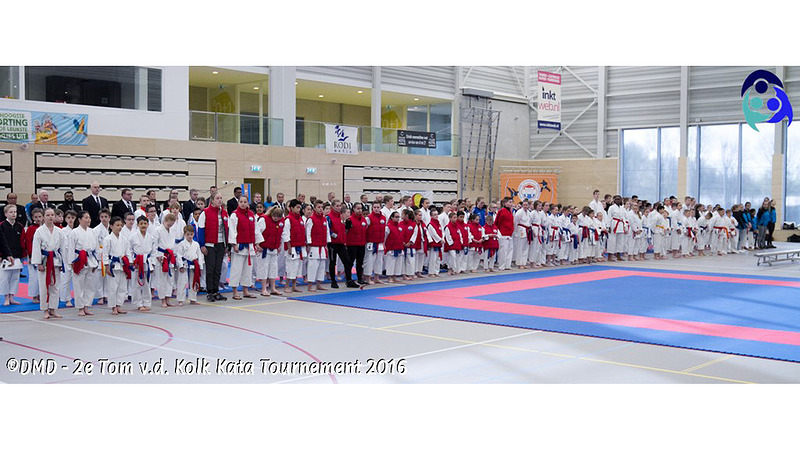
[219, 300, 755, 384]
[377, 318, 442, 329]
[681, 355, 736, 373]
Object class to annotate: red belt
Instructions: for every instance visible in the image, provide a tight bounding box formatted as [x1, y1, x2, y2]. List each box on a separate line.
[72, 250, 88, 275]
[44, 251, 56, 304]
[612, 218, 623, 233]
[122, 256, 133, 279]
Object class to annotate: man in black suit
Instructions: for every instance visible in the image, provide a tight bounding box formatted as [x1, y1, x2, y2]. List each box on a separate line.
[81, 182, 109, 227]
[227, 186, 242, 215]
[274, 192, 287, 211]
[0, 193, 27, 223]
[58, 190, 79, 214]
[111, 188, 136, 219]
[34, 189, 56, 212]
[249, 192, 262, 212]
[182, 189, 200, 221]
[343, 193, 354, 210]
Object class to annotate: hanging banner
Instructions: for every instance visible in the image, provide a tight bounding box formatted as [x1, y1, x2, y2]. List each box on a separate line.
[400, 189, 435, 207]
[0, 110, 32, 142]
[499, 173, 558, 204]
[537, 71, 561, 131]
[398, 130, 436, 148]
[0, 109, 88, 145]
[325, 124, 359, 155]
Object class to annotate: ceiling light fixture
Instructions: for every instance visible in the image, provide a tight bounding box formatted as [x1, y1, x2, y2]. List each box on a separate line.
[253, 86, 259, 90]
[414, 98, 419, 101]
[318, 94, 324, 98]
[212, 71, 219, 75]
[357, 90, 363, 94]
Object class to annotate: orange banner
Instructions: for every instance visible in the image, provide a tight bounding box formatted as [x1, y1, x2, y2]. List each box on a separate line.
[499, 173, 558, 204]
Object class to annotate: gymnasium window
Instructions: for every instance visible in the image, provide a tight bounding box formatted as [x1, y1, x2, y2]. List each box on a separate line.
[693, 123, 774, 208]
[0, 66, 20, 99]
[24, 66, 162, 111]
[621, 127, 679, 202]
[786, 122, 800, 224]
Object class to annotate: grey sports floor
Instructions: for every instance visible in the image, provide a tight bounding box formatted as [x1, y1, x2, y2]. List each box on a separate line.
[2, 242, 800, 384]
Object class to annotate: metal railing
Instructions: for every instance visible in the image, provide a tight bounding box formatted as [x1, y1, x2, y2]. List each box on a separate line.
[190, 111, 284, 146]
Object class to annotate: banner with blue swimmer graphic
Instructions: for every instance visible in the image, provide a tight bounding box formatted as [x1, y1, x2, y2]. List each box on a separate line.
[0, 109, 88, 145]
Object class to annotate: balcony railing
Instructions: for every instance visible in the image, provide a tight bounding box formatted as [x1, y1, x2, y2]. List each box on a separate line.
[190, 111, 284, 146]
[189, 111, 459, 157]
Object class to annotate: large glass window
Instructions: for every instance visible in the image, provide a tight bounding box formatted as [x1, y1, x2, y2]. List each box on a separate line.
[0, 66, 20, 99]
[691, 123, 775, 208]
[24, 66, 162, 111]
[621, 127, 679, 202]
[687, 126, 698, 199]
[621, 128, 658, 201]
[786, 123, 800, 224]
[698, 124, 740, 207]
[660, 127, 679, 199]
[741, 123, 774, 205]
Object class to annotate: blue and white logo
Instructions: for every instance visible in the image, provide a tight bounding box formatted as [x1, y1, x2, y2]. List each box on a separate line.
[334, 125, 349, 142]
[741, 69, 793, 132]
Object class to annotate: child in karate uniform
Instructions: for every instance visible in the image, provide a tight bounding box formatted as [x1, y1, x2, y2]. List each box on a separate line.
[175, 225, 204, 305]
[31, 207, 63, 319]
[256, 206, 284, 297]
[1, 205, 26, 307]
[229, 196, 262, 299]
[282, 200, 307, 294]
[154, 213, 179, 307]
[129, 216, 157, 311]
[467, 213, 485, 273]
[651, 206, 668, 260]
[567, 214, 580, 264]
[528, 201, 544, 268]
[412, 209, 427, 278]
[383, 211, 405, 283]
[93, 209, 111, 305]
[305, 200, 330, 292]
[364, 202, 387, 285]
[60, 210, 77, 307]
[426, 208, 444, 277]
[102, 216, 131, 315]
[24, 209, 42, 305]
[70, 211, 100, 316]
[444, 212, 465, 275]
[594, 211, 607, 262]
[483, 214, 500, 272]
[399, 209, 417, 281]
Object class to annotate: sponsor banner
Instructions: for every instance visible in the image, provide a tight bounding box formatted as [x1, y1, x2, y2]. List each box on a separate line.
[400, 190, 434, 207]
[325, 124, 359, 155]
[398, 130, 436, 148]
[537, 71, 561, 131]
[0, 110, 32, 142]
[499, 173, 558, 204]
[0, 109, 88, 145]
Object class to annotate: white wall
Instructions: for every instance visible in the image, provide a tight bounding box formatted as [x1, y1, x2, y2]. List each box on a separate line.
[0, 66, 189, 141]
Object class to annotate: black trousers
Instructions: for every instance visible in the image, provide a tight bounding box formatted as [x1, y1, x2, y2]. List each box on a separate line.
[767, 222, 775, 245]
[204, 243, 226, 294]
[346, 245, 365, 282]
[328, 243, 353, 282]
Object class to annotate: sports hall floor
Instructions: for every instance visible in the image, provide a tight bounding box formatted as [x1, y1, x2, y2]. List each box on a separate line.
[2, 243, 800, 384]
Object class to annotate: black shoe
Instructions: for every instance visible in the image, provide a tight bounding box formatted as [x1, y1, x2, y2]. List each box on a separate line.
[214, 293, 227, 301]
[357, 279, 368, 285]
[346, 281, 359, 288]
[331, 282, 340, 289]
[207, 294, 216, 302]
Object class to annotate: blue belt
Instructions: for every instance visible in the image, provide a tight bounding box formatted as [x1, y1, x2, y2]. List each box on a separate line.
[108, 256, 122, 277]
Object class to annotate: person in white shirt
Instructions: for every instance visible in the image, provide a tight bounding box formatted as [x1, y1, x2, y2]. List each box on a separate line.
[101, 217, 131, 315]
[228, 197, 262, 299]
[588, 189, 604, 215]
[133, 195, 150, 221]
[669, 203, 683, 258]
[31, 207, 64, 319]
[70, 211, 100, 316]
[380, 195, 396, 221]
[425, 208, 444, 277]
[59, 210, 77, 307]
[419, 198, 432, 226]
